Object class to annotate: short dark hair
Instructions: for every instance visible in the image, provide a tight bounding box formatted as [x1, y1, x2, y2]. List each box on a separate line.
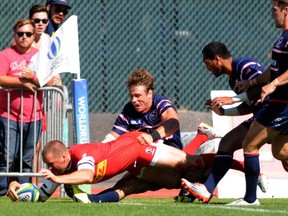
[29, 4, 48, 19]
[273, 0, 288, 8]
[202, 41, 231, 60]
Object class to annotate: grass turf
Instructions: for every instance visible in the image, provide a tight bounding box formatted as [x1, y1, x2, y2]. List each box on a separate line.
[1, 197, 288, 216]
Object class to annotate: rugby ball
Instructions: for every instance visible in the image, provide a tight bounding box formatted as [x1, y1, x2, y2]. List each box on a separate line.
[16, 183, 40, 202]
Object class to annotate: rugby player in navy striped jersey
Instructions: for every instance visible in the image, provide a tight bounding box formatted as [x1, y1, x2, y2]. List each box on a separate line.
[181, 41, 269, 206]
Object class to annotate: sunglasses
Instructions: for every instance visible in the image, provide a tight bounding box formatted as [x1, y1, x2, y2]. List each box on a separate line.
[16, 32, 34, 38]
[33, 18, 49, 24]
[55, 6, 69, 15]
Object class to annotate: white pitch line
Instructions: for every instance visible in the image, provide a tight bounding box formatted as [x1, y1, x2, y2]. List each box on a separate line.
[201, 205, 288, 214]
[120, 202, 288, 214]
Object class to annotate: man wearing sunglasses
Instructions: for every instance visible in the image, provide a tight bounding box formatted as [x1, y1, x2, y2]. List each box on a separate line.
[28, 4, 62, 86]
[45, 0, 72, 36]
[29, 4, 50, 49]
[0, 19, 54, 196]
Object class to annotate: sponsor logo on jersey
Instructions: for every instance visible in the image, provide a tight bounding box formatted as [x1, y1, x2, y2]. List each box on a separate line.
[131, 119, 142, 125]
[149, 110, 158, 121]
[94, 159, 107, 182]
[145, 147, 155, 155]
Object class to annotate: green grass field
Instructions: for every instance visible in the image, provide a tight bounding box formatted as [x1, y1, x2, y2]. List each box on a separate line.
[1, 197, 288, 216]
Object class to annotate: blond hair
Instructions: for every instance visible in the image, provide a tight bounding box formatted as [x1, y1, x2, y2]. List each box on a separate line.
[13, 19, 35, 33]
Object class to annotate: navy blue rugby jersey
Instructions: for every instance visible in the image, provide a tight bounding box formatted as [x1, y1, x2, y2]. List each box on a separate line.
[111, 94, 183, 149]
[270, 29, 288, 102]
[229, 57, 267, 114]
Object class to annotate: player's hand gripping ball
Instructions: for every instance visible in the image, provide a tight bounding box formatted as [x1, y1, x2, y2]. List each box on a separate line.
[16, 183, 40, 202]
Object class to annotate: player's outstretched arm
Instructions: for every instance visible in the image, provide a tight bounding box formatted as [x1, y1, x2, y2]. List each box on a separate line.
[40, 168, 95, 185]
[7, 181, 21, 201]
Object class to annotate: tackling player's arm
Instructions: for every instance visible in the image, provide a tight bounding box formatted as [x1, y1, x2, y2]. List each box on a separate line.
[157, 107, 180, 137]
[138, 107, 180, 144]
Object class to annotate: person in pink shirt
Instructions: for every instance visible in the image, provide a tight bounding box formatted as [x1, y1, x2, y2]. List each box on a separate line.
[0, 19, 53, 196]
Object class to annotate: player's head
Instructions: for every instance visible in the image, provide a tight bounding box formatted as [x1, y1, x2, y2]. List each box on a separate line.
[42, 140, 70, 175]
[271, 0, 288, 28]
[46, 0, 71, 25]
[127, 69, 154, 113]
[202, 41, 231, 77]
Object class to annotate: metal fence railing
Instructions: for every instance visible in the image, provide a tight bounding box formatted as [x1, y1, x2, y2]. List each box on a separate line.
[0, 86, 70, 180]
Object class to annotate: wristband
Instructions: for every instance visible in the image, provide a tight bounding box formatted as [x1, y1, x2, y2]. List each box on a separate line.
[31, 72, 37, 81]
[223, 107, 240, 116]
[232, 92, 249, 103]
[271, 78, 279, 88]
[150, 130, 161, 142]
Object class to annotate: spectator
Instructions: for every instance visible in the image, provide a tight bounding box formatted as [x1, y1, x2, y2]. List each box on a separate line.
[44, 0, 70, 87]
[0, 19, 54, 196]
[29, 4, 62, 86]
[29, 4, 50, 49]
[45, 0, 72, 36]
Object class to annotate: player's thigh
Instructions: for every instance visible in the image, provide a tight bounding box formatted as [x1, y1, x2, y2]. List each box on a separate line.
[242, 120, 271, 152]
[271, 134, 288, 160]
[218, 124, 249, 153]
[154, 143, 187, 168]
[139, 166, 181, 189]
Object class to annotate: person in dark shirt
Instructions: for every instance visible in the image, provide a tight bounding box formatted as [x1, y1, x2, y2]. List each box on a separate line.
[45, 0, 72, 36]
